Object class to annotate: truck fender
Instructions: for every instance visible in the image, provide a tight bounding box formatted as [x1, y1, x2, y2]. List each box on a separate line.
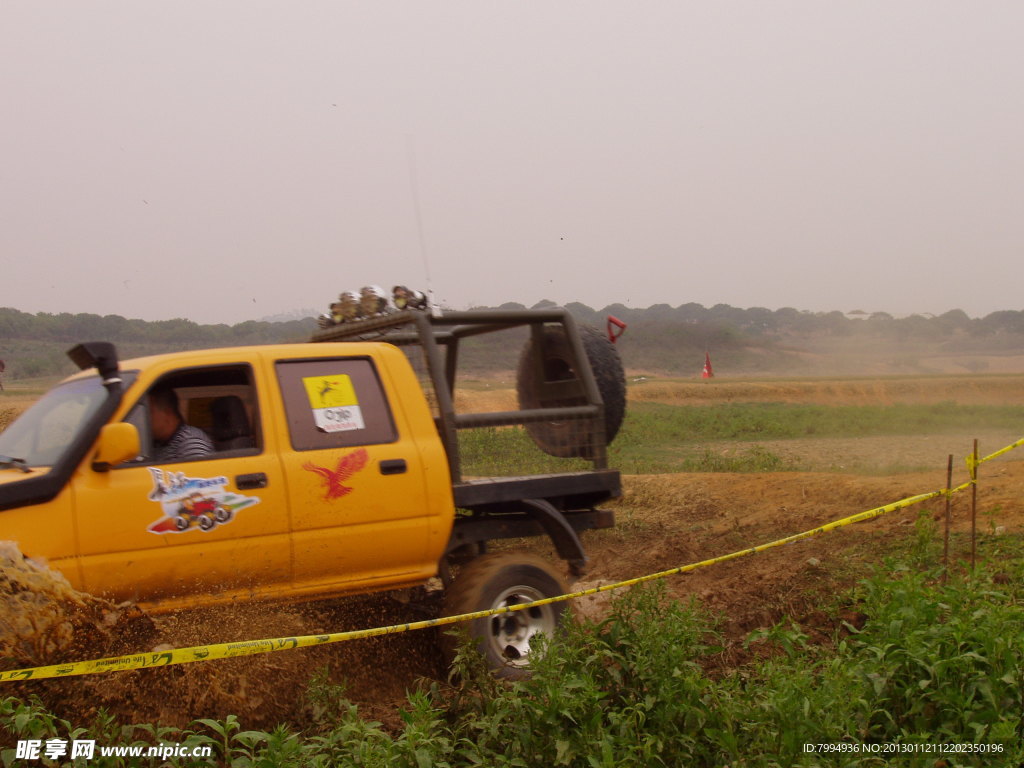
[520, 498, 588, 578]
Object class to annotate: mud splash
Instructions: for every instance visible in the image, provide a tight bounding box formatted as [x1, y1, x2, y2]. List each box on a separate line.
[0, 549, 444, 730]
[0, 542, 150, 669]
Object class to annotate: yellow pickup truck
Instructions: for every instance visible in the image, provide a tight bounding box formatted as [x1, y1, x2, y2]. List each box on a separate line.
[0, 308, 624, 676]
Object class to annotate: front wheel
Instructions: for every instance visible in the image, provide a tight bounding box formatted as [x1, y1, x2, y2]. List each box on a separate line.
[440, 553, 568, 679]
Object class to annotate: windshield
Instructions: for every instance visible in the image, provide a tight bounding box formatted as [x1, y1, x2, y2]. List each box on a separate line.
[0, 376, 120, 467]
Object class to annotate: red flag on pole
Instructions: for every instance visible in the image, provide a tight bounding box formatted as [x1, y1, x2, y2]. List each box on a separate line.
[702, 352, 714, 379]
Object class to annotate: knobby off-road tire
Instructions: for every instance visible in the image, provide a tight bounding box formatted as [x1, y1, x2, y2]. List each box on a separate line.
[516, 325, 626, 458]
[440, 553, 569, 679]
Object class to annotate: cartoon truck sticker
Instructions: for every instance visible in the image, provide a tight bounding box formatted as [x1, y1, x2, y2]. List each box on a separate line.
[174, 492, 232, 531]
[146, 468, 260, 534]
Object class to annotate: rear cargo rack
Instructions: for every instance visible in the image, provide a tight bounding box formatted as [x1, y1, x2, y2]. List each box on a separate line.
[310, 308, 608, 484]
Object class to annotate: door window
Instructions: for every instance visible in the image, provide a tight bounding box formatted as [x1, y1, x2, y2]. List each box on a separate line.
[275, 358, 396, 450]
[122, 365, 259, 464]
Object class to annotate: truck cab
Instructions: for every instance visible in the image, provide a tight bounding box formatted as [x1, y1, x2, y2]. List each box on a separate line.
[0, 341, 453, 612]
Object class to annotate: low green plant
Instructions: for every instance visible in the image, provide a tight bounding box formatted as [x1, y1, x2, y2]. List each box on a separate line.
[4, 538, 1023, 767]
[852, 565, 1024, 745]
[909, 508, 942, 568]
[0, 696, 209, 768]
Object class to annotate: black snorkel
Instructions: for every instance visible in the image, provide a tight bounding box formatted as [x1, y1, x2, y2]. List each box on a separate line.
[68, 342, 123, 394]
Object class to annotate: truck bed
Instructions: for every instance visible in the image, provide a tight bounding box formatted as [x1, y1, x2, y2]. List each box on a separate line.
[447, 470, 619, 574]
[452, 469, 621, 510]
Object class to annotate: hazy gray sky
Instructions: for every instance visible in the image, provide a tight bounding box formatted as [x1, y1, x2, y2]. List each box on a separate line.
[2, 2, 1022, 325]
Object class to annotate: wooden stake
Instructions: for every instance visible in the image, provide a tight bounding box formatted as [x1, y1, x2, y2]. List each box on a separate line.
[943, 454, 953, 584]
[971, 439, 978, 571]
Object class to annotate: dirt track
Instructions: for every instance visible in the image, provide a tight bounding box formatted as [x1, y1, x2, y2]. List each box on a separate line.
[3, 373, 1024, 730]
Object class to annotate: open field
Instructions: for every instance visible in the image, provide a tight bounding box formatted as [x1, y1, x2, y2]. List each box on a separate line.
[3, 373, 1024, 734]
[0, 392, 43, 433]
[457, 372, 1024, 475]
[628, 372, 1024, 406]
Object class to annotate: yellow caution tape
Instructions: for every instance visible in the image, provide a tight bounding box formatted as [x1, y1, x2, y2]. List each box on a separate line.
[1, 437, 1020, 683]
[960, 436, 1022, 490]
[976, 436, 1024, 468]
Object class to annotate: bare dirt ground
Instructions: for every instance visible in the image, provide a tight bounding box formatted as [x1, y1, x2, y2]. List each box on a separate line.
[4, 373, 1024, 731]
[580, 460, 1024, 641]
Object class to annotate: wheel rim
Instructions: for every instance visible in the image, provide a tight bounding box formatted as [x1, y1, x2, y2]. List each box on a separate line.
[486, 585, 558, 667]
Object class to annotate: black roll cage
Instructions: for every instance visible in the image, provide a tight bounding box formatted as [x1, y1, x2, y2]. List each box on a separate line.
[310, 308, 609, 485]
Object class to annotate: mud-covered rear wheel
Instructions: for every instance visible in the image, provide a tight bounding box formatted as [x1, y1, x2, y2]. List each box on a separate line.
[440, 553, 568, 679]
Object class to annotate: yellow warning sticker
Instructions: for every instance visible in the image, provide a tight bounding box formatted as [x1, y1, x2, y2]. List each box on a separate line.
[303, 375, 358, 408]
[302, 375, 364, 433]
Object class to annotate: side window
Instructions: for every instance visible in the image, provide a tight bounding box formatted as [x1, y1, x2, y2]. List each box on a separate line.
[122, 365, 260, 464]
[276, 358, 396, 450]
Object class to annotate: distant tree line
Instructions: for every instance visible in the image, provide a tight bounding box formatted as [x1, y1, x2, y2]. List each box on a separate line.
[0, 308, 315, 381]
[482, 301, 1024, 375]
[1, 302, 1022, 381]
[0, 308, 315, 347]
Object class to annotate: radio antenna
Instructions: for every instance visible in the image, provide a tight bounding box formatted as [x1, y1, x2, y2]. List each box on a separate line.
[406, 134, 437, 312]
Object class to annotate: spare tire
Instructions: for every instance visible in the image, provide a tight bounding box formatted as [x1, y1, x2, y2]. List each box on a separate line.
[516, 324, 626, 458]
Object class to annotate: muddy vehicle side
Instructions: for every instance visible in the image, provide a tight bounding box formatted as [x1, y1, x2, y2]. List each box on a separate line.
[0, 307, 624, 675]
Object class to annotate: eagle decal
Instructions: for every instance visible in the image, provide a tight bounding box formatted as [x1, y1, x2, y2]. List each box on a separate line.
[303, 448, 369, 500]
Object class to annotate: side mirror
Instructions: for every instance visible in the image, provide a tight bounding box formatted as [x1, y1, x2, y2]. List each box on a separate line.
[92, 422, 140, 472]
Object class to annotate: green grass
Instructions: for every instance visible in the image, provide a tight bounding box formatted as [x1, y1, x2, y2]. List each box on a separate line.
[457, 400, 1024, 476]
[5, 535, 1023, 767]
[457, 427, 592, 476]
[458, 425, 796, 477]
[621, 401, 1024, 442]
[609, 444, 796, 475]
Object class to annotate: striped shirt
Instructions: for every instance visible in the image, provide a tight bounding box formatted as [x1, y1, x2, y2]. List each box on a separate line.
[155, 423, 215, 462]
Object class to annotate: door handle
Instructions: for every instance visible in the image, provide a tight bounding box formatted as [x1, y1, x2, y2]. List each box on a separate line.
[379, 459, 407, 476]
[236, 472, 268, 489]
